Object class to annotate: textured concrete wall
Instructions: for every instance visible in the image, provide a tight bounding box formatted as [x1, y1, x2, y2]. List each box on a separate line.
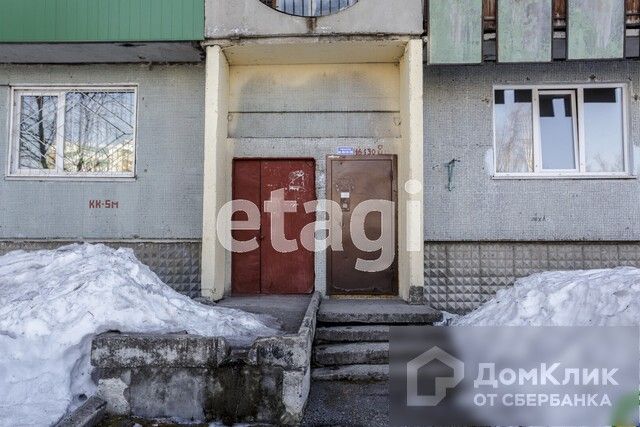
[205, 0, 423, 39]
[229, 64, 401, 138]
[423, 61, 640, 241]
[425, 241, 640, 313]
[0, 64, 205, 239]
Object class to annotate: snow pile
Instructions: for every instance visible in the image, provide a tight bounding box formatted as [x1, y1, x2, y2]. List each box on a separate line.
[0, 244, 279, 427]
[454, 267, 640, 326]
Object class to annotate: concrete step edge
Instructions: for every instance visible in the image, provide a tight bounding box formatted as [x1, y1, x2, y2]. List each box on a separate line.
[313, 342, 389, 366]
[312, 364, 389, 381]
[316, 314, 442, 324]
[314, 325, 390, 343]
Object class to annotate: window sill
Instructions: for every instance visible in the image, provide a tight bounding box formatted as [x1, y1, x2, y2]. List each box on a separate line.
[492, 174, 637, 180]
[5, 175, 136, 182]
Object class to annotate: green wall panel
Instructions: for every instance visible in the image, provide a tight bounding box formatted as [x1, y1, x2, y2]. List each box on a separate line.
[428, 0, 483, 64]
[498, 0, 552, 63]
[567, 0, 625, 60]
[0, 0, 204, 42]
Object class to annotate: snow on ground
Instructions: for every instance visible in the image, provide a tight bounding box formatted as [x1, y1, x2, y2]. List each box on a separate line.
[0, 244, 279, 427]
[453, 267, 640, 326]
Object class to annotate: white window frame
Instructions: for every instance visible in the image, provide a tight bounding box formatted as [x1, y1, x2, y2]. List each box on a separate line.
[6, 85, 138, 181]
[492, 83, 633, 179]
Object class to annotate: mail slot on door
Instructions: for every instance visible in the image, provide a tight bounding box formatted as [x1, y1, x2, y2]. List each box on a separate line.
[340, 191, 351, 211]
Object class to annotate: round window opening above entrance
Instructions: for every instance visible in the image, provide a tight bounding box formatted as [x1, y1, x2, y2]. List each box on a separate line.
[259, 0, 358, 17]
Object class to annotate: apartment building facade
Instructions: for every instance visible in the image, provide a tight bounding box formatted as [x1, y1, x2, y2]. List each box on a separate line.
[1, 0, 638, 312]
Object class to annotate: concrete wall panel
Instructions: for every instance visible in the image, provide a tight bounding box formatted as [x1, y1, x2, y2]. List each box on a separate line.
[0, 64, 205, 239]
[567, 0, 625, 60]
[428, 0, 483, 64]
[228, 112, 401, 138]
[205, 0, 423, 39]
[229, 64, 400, 112]
[498, 0, 553, 63]
[423, 61, 640, 241]
[229, 63, 401, 138]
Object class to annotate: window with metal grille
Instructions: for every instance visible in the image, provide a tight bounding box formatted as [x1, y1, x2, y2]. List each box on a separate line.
[8, 87, 137, 179]
[259, 0, 357, 17]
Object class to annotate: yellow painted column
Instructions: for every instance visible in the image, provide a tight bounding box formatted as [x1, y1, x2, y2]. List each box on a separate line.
[201, 45, 231, 301]
[398, 39, 425, 302]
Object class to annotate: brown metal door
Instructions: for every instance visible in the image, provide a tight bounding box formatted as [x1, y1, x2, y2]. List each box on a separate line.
[327, 156, 398, 295]
[232, 159, 316, 295]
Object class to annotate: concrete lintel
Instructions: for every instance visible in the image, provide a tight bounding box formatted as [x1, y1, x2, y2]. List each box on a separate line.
[205, 38, 410, 65]
[202, 35, 413, 48]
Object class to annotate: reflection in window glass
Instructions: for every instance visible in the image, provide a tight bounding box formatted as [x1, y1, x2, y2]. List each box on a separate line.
[494, 89, 534, 173]
[63, 92, 135, 173]
[584, 88, 624, 172]
[539, 93, 576, 170]
[18, 95, 58, 170]
[11, 88, 136, 177]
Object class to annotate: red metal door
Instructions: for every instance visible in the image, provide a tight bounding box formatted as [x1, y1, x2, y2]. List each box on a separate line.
[232, 159, 316, 294]
[260, 160, 316, 294]
[231, 160, 262, 294]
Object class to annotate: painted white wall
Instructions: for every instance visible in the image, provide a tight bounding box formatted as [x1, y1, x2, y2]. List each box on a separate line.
[399, 40, 425, 299]
[201, 46, 231, 300]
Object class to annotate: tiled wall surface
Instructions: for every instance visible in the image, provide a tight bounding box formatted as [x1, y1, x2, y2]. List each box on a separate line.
[0, 241, 202, 297]
[425, 242, 640, 313]
[5, 239, 638, 309]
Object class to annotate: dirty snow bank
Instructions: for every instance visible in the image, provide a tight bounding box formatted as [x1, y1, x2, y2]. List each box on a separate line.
[0, 244, 279, 427]
[453, 267, 640, 326]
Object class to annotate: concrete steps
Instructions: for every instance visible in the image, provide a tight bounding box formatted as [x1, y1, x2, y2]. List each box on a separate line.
[311, 299, 442, 382]
[315, 325, 389, 343]
[317, 299, 442, 324]
[312, 364, 389, 381]
[314, 342, 389, 366]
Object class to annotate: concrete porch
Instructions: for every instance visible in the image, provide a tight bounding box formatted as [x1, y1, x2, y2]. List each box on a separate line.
[313, 298, 442, 381]
[217, 294, 313, 334]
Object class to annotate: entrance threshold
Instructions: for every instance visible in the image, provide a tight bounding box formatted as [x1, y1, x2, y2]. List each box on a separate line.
[317, 298, 442, 324]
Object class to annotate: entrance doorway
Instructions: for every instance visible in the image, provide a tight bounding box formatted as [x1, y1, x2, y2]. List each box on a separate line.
[232, 159, 316, 294]
[326, 155, 398, 296]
